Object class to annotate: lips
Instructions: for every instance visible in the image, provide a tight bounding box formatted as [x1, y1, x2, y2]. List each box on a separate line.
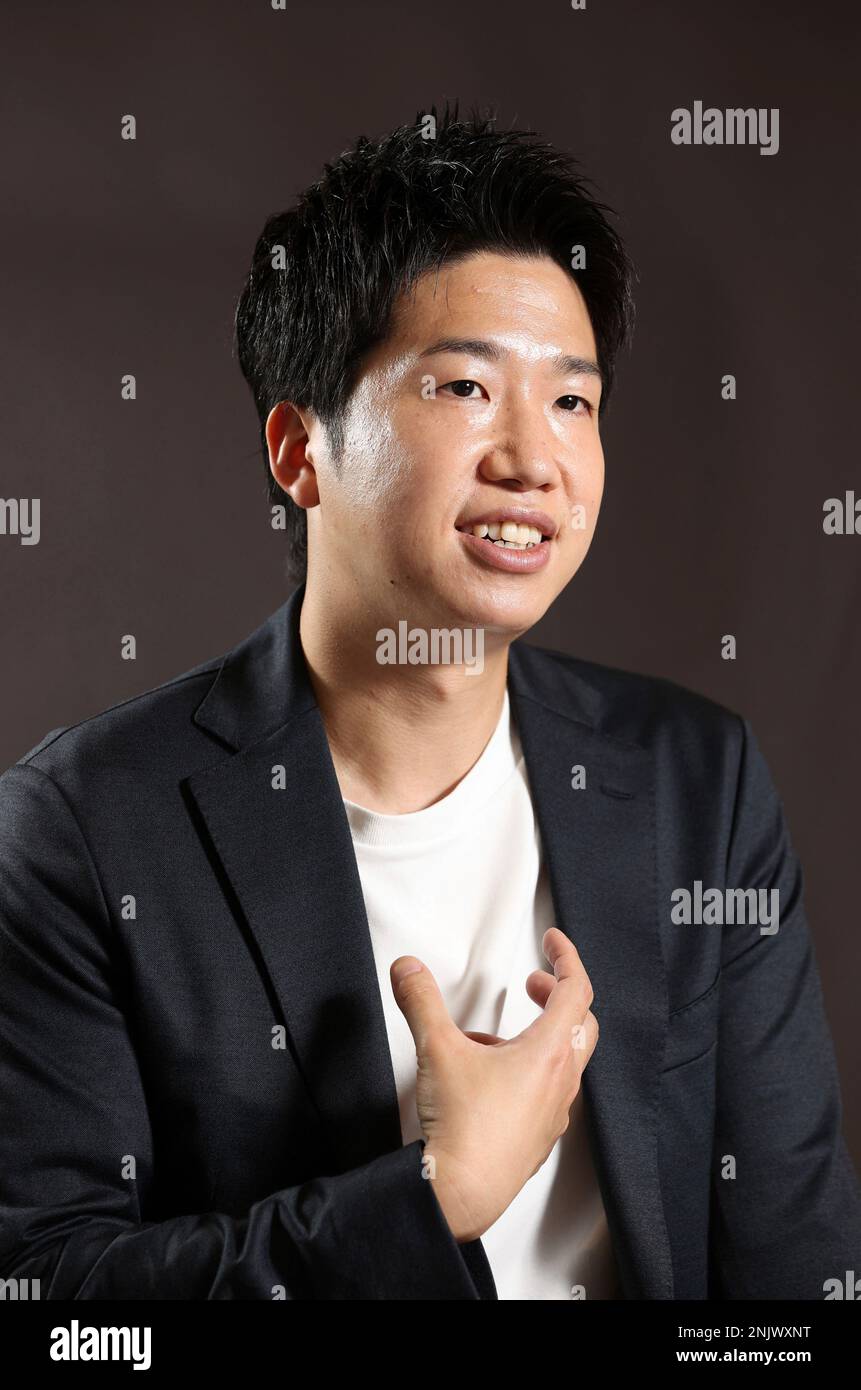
[455, 526, 554, 574]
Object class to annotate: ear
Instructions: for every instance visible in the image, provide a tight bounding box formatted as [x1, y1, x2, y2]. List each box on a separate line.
[264, 401, 320, 509]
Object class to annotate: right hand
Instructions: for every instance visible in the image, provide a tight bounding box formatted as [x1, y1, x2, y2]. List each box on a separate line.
[390, 926, 599, 1243]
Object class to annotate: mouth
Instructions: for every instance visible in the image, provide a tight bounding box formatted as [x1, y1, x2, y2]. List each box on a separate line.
[454, 509, 558, 548]
[454, 511, 557, 573]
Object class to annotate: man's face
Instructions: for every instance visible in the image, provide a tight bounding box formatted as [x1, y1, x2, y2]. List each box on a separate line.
[303, 250, 605, 637]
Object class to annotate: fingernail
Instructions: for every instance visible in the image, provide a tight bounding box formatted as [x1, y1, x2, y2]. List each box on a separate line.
[392, 959, 423, 984]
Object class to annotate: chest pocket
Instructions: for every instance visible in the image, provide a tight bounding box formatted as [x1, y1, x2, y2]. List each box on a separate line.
[662, 971, 720, 1072]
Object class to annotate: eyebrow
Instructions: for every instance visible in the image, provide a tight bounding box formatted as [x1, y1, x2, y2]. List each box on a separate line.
[418, 336, 603, 385]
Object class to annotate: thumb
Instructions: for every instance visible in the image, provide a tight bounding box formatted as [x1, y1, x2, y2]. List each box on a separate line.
[390, 956, 453, 1052]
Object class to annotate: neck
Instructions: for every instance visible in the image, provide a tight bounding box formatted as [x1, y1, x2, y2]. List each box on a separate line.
[298, 583, 511, 814]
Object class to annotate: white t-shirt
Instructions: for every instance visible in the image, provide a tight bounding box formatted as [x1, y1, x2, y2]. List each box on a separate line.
[342, 687, 621, 1300]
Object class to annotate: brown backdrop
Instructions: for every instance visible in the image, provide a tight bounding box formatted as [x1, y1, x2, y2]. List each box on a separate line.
[2, 0, 859, 1159]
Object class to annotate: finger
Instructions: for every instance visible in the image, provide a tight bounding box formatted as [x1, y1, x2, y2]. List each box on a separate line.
[533, 929, 593, 1031]
[462, 1030, 506, 1046]
[390, 957, 454, 1052]
[525, 969, 555, 1009]
[542, 927, 585, 980]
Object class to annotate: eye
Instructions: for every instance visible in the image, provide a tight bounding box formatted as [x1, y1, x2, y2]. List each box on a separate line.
[439, 379, 486, 399]
[557, 394, 593, 414]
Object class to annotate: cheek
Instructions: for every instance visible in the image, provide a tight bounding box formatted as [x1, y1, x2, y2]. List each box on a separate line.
[374, 431, 457, 525]
[585, 432, 605, 483]
[329, 450, 437, 568]
[563, 445, 604, 535]
[346, 392, 449, 514]
[588, 463, 605, 523]
[333, 384, 404, 510]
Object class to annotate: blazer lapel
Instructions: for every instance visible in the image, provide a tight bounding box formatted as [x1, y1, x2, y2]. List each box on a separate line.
[508, 643, 674, 1299]
[184, 587, 403, 1175]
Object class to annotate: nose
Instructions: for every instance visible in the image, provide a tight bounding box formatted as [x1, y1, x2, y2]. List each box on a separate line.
[477, 398, 564, 492]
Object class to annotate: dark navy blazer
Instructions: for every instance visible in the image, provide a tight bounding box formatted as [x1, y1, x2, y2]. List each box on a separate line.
[1, 582, 859, 1299]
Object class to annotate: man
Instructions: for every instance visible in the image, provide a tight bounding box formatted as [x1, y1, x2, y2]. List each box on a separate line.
[1, 107, 859, 1301]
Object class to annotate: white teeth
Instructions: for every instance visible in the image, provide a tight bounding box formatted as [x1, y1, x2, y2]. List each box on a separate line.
[465, 521, 543, 546]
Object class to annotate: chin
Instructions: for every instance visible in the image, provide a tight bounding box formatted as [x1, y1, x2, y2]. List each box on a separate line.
[442, 577, 555, 638]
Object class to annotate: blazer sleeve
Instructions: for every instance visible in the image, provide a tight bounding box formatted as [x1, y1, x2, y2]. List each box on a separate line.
[0, 762, 480, 1300]
[708, 716, 861, 1298]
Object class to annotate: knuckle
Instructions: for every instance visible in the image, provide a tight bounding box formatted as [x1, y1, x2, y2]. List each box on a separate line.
[562, 974, 592, 1016]
[578, 974, 594, 1011]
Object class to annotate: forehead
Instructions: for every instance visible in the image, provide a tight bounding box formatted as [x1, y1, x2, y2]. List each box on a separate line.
[386, 250, 597, 358]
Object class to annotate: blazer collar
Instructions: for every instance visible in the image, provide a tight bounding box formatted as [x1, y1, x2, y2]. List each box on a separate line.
[186, 584, 673, 1299]
[192, 585, 316, 751]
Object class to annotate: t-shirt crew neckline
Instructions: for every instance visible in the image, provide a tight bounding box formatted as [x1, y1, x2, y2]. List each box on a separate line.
[342, 687, 521, 851]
